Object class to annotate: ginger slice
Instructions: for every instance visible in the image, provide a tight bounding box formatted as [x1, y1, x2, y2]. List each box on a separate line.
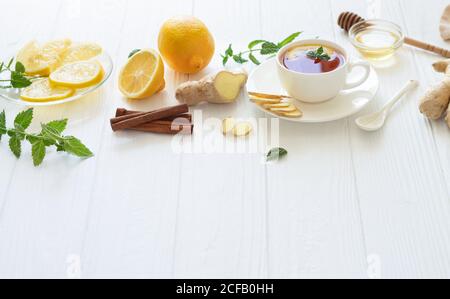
[282, 110, 303, 118]
[269, 105, 298, 113]
[233, 122, 253, 137]
[248, 91, 292, 99]
[250, 95, 281, 104]
[263, 103, 291, 109]
[222, 117, 235, 135]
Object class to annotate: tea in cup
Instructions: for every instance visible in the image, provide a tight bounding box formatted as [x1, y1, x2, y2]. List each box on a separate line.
[276, 39, 371, 103]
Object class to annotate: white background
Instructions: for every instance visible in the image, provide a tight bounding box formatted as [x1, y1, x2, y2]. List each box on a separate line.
[0, 0, 449, 279]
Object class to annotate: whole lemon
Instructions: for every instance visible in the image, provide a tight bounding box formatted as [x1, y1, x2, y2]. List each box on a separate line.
[158, 16, 215, 74]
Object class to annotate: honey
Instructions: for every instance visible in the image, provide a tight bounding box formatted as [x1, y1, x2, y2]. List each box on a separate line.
[349, 20, 404, 61]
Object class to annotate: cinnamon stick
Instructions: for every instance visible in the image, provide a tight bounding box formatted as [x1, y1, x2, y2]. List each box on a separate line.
[115, 108, 192, 122]
[110, 104, 189, 132]
[126, 121, 193, 135]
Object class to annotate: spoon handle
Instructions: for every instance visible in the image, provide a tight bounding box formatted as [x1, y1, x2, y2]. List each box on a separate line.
[382, 80, 419, 113]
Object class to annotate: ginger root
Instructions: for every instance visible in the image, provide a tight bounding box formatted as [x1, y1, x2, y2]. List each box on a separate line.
[176, 70, 248, 106]
[447, 103, 450, 127]
[420, 59, 450, 124]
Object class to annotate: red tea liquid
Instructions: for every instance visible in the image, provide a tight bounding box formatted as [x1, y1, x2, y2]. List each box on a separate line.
[283, 45, 345, 74]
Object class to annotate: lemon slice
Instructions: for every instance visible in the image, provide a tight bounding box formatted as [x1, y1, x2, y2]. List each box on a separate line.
[60, 43, 103, 65]
[118, 49, 165, 99]
[16, 41, 50, 76]
[41, 39, 72, 71]
[49, 61, 104, 89]
[20, 78, 74, 102]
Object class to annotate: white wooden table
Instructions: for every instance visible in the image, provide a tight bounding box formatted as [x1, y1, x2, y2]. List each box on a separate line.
[0, 0, 449, 279]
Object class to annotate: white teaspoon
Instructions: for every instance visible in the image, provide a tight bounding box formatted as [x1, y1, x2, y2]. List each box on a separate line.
[356, 80, 419, 132]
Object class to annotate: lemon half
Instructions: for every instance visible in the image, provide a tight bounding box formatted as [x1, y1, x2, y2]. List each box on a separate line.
[118, 49, 165, 99]
[49, 61, 104, 89]
[20, 78, 74, 102]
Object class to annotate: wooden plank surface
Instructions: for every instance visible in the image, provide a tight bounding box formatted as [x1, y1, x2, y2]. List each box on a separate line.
[0, 0, 449, 279]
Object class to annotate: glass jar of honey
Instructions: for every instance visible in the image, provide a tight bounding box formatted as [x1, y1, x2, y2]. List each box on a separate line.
[349, 19, 405, 61]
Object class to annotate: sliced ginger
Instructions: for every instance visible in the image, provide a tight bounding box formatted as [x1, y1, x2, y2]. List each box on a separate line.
[222, 117, 253, 137]
[176, 70, 248, 106]
[222, 117, 235, 135]
[249, 92, 303, 118]
[249, 95, 281, 105]
[232, 122, 253, 137]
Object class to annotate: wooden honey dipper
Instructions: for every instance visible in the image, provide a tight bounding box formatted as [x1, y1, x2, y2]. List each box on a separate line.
[338, 11, 450, 58]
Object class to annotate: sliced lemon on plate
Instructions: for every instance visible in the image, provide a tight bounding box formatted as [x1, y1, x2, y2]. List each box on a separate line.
[20, 78, 75, 102]
[49, 61, 104, 89]
[41, 39, 72, 71]
[118, 49, 165, 99]
[59, 43, 103, 65]
[16, 39, 73, 76]
[16, 41, 50, 76]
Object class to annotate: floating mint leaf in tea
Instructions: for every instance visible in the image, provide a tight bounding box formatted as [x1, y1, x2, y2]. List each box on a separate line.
[306, 46, 331, 62]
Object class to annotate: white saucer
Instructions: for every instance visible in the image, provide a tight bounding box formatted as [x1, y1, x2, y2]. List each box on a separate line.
[246, 59, 379, 123]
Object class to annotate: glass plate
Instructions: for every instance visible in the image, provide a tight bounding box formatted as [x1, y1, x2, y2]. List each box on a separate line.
[0, 51, 113, 106]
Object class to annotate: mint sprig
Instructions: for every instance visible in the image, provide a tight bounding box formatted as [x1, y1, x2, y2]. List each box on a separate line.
[306, 46, 331, 62]
[0, 108, 93, 166]
[0, 58, 33, 89]
[222, 32, 302, 66]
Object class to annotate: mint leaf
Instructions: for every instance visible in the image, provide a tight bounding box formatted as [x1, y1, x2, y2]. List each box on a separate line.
[63, 136, 93, 158]
[14, 108, 33, 131]
[128, 49, 141, 58]
[278, 32, 302, 48]
[46, 119, 68, 134]
[248, 40, 267, 49]
[260, 42, 279, 55]
[266, 147, 288, 162]
[249, 53, 260, 65]
[0, 110, 5, 140]
[221, 54, 229, 66]
[15, 61, 26, 73]
[307, 47, 331, 62]
[225, 44, 234, 57]
[26, 134, 40, 144]
[32, 140, 46, 166]
[9, 136, 21, 158]
[233, 54, 248, 64]
[41, 123, 63, 140]
[10, 72, 32, 88]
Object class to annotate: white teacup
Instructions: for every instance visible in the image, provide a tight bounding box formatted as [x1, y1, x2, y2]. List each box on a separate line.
[276, 39, 371, 103]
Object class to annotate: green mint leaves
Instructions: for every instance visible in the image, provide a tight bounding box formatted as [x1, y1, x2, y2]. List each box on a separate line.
[0, 110, 6, 140]
[0, 108, 93, 166]
[222, 32, 302, 66]
[0, 59, 33, 89]
[306, 46, 331, 62]
[266, 147, 288, 162]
